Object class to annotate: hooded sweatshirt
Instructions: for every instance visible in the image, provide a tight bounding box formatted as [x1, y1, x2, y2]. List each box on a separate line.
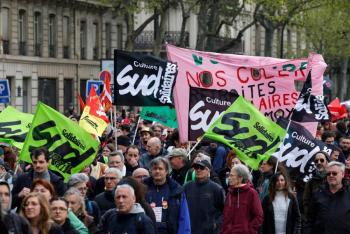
[97, 203, 155, 234]
[221, 183, 263, 234]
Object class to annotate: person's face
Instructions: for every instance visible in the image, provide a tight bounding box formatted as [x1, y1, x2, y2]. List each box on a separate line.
[0, 185, 10, 211]
[260, 161, 273, 173]
[115, 188, 135, 214]
[325, 137, 334, 145]
[117, 145, 128, 154]
[193, 165, 209, 181]
[51, 200, 68, 225]
[32, 154, 48, 173]
[153, 127, 162, 138]
[24, 197, 41, 220]
[147, 141, 160, 156]
[228, 170, 242, 187]
[104, 172, 119, 191]
[314, 153, 328, 171]
[108, 155, 124, 170]
[141, 132, 151, 143]
[231, 158, 241, 168]
[125, 148, 140, 167]
[340, 139, 350, 151]
[331, 150, 340, 161]
[169, 156, 184, 170]
[75, 182, 88, 197]
[326, 165, 344, 187]
[151, 163, 167, 185]
[133, 170, 149, 183]
[346, 157, 350, 169]
[275, 175, 286, 191]
[65, 194, 81, 214]
[102, 146, 112, 157]
[33, 184, 52, 201]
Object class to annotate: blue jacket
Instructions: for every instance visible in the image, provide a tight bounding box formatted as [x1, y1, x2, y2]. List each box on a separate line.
[144, 176, 184, 234]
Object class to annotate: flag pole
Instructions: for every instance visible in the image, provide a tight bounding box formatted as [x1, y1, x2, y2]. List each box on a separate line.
[113, 107, 118, 150]
[274, 119, 291, 174]
[132, 116, 141, 145]
[186, 136, 203, 159]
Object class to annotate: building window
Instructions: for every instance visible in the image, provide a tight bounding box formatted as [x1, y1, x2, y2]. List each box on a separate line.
[105, 23, 111, 58]
[63, 16, 70, 58]
[18, 10, 27, 55]
[64, 79, 73, 113]
[117, 24, 123, 49]
[23, 77, 31, 113]
[38, 78, 57, 109]
[1, 7, 10, 54]
[92, 22, 98, 60]
[34, 12, 42, 56]
[80, 20, 86, 59]
[80, 79, 87, 101]
[49, 14, 56, 57]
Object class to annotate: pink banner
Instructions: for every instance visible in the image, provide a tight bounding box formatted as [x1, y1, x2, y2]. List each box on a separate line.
[166, 45, 327, 143]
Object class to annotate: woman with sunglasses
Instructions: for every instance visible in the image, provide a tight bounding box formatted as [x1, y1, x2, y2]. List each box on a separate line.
[262, 171, 301, 234]
[20, 193, 63, 234]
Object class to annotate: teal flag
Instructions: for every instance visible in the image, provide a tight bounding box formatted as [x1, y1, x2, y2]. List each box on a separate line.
[204, 95, 286, 169]
[20, 102, 99, 181]
[0, 106, 33, 149]
[140, 106, 178, 128]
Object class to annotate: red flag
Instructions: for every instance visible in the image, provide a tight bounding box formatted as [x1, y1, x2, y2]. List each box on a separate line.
[86, 87, 109, 124]
[328, 98, 348, 121]
[77, 92, 85, 111]
[100, 72, 113, 112]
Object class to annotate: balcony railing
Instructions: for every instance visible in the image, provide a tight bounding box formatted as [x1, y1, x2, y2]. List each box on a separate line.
[19, 41, 26, 55]
[134, 31, 189, 50]
[3, 40, 10, 54]
[34, 43, 41, 57]
[63, 46, 69, 59]
[49, 44, 56, 57]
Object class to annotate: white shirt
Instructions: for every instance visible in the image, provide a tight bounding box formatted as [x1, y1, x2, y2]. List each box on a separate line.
[272, 191, 290, 234]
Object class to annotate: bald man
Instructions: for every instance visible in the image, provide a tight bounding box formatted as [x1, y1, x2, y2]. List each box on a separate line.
[140, 137, 168, 169]
[132, 168, 150, 183]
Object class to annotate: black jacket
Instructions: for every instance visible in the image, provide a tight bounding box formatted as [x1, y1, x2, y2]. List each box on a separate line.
[184, 179, 225, 234]
[262, 192, 301, 234]
[305, 180, 350, 234]
[94, 190, 115, 216]
[143, 176, 183, 234]
[170, 162, 191, 185]
[61, 218, 79, 234]
[3, 212, 32, 234]
[97, 204, 155, 234]
[11, 170, 66, 209]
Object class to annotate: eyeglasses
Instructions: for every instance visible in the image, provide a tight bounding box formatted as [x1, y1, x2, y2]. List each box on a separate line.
[193, 165, 205, 170]
[314, 158, 325, 163]
[105, 177, 117, 181]
[327, 171, 338, 177]
[52, 207, 68, 212]
[135, 175, 148, 179]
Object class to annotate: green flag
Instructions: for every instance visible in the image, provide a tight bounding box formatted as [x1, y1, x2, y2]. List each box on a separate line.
[204, 95, 286, 170]
[20, 102, 99, 181]
[0, 106, 33, 149]
[140, 106, 178, 128]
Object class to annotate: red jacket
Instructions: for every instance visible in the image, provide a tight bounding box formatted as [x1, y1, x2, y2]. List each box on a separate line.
[221, 183, 263, 234]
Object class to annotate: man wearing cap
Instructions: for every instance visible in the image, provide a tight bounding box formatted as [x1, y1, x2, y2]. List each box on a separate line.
[140, 137, 168, 169]
[139, 127, 153, 155]
[168, 148, 191, 185]
[184, 159, 225, 234]
[117, 135, 131, 154]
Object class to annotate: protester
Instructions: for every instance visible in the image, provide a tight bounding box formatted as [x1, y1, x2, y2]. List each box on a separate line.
[151, 124, 163, 139]
[262, 171, 301, 234]
[0, 158, 12, 185]
[64, 188, 97, 233]
[132, 168, 150, 183]
[218, 151, 241, 192]
[12, 148, 65, 209]
[99, 143, 115, 164]
[221, 164, 263, 234]
[168, 148, 191, 185]
[20, 193, 63, 234]
[97, 184, 155, 234]
[116, 135, 131, 154]
[140, 137, 168, 169]
[139, 127, 153, 154]
[94, 168, 122, 215]
[143, 157, 187, 234]
[305, 162, 350, 233]
[184, 159, 225, 234]
[321, 131, 336, 145]
[51, 198, 79, 234]
[124, 145, 141, 176]
[339, 136, 350, 158]
[206, 142, 228, 174]
[256, 156, 277, 200]
[0, 181, 31, 233]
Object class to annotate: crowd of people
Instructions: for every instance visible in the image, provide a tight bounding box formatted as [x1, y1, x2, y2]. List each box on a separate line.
[1, 109, 350, 234]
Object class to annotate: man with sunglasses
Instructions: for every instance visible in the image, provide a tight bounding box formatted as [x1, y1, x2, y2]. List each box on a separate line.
[184, 159, 225, 234]
[305, 162, 350, 234]
[303, 151, 329, 223]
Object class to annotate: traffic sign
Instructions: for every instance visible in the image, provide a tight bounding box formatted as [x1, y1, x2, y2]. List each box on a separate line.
[0, 80, 10, 103]
[99, 70, 111, 82]
[86, 80, 103, 98]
